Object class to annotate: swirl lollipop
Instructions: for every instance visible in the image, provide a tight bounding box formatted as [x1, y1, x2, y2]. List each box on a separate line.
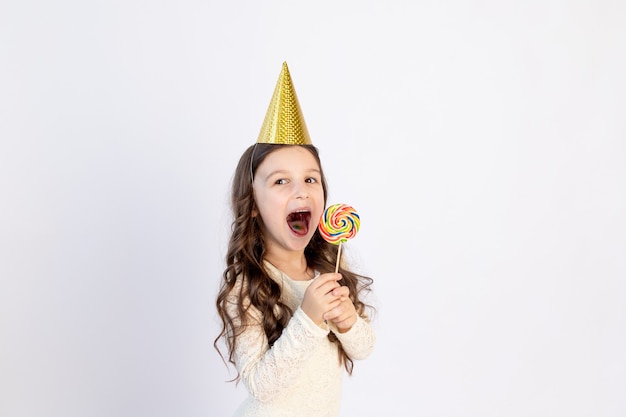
[318, 204, 360, 272]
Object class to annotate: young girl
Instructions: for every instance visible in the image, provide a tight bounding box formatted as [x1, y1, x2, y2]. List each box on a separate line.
[214, 63, 376, 417]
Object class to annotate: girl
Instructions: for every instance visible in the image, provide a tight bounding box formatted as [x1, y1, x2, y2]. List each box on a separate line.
[214, 142, 376, 417]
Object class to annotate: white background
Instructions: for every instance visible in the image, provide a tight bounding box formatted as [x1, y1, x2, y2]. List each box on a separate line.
[1, 1, 625, 416]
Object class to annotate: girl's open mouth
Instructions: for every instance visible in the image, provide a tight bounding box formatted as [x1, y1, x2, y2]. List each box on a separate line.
[287, 211, 311, 236]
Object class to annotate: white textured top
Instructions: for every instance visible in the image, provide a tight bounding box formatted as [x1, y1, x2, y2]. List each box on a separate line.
[227, 261, 376, 417]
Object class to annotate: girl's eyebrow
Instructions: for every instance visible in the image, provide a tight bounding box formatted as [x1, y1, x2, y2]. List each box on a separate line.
[263, 169, 289, 180]
[264, 168, 320, 179]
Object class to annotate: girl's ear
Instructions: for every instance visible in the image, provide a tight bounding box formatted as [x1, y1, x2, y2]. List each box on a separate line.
[251, 200, 258, 218]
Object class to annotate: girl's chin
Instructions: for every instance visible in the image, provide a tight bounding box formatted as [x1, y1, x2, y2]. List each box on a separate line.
[286, 231, 313, 247]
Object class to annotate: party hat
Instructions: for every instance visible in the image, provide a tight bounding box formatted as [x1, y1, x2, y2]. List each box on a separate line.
[257, 62, 312, 145]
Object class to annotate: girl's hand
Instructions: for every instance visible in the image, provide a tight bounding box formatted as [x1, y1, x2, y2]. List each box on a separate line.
[323, 286, 357, 333]
[301, 273, 342, 326]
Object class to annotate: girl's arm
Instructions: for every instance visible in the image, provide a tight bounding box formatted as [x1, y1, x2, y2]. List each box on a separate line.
[227, 298, 329, 403]
[330, 315, 376, 360]
[323, 285, 376, 360]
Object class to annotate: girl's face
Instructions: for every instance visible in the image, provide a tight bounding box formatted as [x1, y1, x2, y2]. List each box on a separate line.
[253, 146, 325, 257]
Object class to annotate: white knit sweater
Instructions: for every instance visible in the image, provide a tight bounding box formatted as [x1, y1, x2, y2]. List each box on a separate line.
[227, 261, 376, 417]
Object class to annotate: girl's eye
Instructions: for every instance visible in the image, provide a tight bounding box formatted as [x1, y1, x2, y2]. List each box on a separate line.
[305, 177, 318, 184]
[275, 179, 288, 185]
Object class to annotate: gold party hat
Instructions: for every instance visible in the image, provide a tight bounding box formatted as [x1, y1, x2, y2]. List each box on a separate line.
[257, 62, 312, 145]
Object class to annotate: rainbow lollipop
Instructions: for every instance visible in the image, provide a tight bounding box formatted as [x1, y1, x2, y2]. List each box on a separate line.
[318, 204, 360, 272]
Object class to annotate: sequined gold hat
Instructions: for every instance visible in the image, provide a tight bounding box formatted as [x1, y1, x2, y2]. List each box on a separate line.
[256, 62, 312, 145]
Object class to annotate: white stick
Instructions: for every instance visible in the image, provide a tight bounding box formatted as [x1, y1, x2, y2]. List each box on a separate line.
[334, 241, 343, 273]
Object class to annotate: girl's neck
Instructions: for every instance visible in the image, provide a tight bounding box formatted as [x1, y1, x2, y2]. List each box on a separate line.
[265, 254, 313, 281]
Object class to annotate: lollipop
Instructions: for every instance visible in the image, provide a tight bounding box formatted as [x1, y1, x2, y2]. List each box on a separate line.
[318, 204, 360, 272]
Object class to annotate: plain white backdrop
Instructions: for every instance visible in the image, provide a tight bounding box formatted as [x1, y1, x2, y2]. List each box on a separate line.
[1, 1, 625, 416]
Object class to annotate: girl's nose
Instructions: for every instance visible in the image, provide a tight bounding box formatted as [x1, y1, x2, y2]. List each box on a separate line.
[294, 184, 310, 199]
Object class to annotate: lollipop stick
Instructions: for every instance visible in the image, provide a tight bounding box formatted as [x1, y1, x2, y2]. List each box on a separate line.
[334, 241, 343, 273]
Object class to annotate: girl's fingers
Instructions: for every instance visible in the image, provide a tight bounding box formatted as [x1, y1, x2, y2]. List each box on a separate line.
[314, 278, 342, 296]
[324, 296, 357, 324]
[324, 302, 346, 321]
[326, 296, 343, 309]
[312, 273, 341, 289]
[331, 286, 349, 298]
[322, 282, 341, 295]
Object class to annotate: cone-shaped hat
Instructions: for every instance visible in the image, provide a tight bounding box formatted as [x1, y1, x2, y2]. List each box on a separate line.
[256, 62, 312, 145]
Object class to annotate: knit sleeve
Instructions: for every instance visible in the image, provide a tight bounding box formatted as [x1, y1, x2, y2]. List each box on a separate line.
[231, 303, 330, 403]
[330, 315, 376, 360]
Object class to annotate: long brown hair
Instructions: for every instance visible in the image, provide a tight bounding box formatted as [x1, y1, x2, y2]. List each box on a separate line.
[214, 143, 373, 379]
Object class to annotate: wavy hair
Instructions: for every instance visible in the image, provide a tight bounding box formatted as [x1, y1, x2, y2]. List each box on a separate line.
[214, 143, 373, 380]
